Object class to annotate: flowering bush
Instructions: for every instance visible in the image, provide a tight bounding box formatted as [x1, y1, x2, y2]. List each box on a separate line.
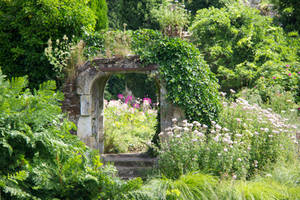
[158, 97, 298, 179]
[104, 98, 157, 153]
[237, 85, 300, 124]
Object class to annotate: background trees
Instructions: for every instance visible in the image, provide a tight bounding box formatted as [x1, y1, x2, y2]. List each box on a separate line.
[271, 0, 300, 32]
[0, 0, 107, 88]
[189, 3, 300, 101]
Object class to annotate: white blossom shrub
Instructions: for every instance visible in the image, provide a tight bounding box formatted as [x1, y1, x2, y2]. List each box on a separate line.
[158, 97, 298, 179]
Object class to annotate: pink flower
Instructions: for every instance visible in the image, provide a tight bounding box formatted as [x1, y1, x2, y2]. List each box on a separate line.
[286, 64, 290, 67]
[272, 76, 276, 79]
[117, 94, 124, 99]
[143, 97, 152, 105]
[288, 73, 292, 76]
[133, 103, 140, 109]
[125, 95, 133, 104]
[298, 72, 300, 74]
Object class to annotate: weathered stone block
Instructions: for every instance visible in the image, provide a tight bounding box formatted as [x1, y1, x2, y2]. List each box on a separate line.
[77, 116, 92, 138]
[80, 95, 91, 116]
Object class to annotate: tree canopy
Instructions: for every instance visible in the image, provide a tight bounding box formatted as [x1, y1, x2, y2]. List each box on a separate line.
[0, 0, 107, 88]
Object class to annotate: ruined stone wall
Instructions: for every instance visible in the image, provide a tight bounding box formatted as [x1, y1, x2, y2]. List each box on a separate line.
[61, 79, 80, 133]
[62, 56, 186, 153]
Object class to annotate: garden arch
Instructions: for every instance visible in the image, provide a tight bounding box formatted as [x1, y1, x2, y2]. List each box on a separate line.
[63, 56, 185, 153]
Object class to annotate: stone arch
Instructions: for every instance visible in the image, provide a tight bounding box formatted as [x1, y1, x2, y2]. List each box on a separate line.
[63, 56, 185, 153]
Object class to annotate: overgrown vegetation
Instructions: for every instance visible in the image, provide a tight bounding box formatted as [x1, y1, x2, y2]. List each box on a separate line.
[189, 3, 300, 101]
[158, 95, 298, 179]
[1, 0, 300, 199]
[0, 69, 148, 199]
[0, 0, 107, 89]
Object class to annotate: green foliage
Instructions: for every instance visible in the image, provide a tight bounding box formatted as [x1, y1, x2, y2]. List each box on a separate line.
[104, 100, 157, 153]
[104, 73, 158, 104]
[107, 0, 162, 30]
[45, 36, 86, 81]
[157, 96, 298, 180]
[151, 0, 191, 37]
[132, 29, 221, 126]
[82, 31, 106, 58]
[0, 0, 101, 88]
[89, 0, 108, 30]
[271, 0, 300, 32]
[189, 3, 300, 100]
[181, 0, 237, 15]
[121, 173, 218, 200]
[121, 161, 300, 199]
[0, 69, 139, 199]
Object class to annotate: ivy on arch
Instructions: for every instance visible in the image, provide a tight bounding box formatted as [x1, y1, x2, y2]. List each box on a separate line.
[131, 29, 221, 126]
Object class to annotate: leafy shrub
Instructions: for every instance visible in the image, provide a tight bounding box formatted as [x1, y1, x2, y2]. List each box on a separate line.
[104, 99, 157, 153]
[151, 0, 191, 37]
[182, 0, 237, 15]
[189, 3, 300, 100]
[158, 96, 298, 179]
[0, 70, 141, 199]
[0, 0, 105, 88]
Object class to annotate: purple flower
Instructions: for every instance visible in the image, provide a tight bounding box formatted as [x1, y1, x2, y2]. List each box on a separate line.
[125, 95, 133, 104]
[298, 107, 300, 111]
[288, 73, 292, 76]
[272, 76, 276, 79]
[286, 64, 290, 67]
[117, 94, 124, 99]
[298, 72, 300, 74]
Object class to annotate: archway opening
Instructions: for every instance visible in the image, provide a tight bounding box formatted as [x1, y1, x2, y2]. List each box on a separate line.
[92, 72, 160, 154]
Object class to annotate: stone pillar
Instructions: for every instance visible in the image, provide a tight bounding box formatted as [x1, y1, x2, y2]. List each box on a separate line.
[159, 82, 185, 132]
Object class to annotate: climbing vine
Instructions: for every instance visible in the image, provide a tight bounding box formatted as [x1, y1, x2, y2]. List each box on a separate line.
[131, 29, 220, 125]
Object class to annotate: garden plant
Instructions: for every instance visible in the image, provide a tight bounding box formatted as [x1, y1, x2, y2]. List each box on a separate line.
[0, 0, 300, 199]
